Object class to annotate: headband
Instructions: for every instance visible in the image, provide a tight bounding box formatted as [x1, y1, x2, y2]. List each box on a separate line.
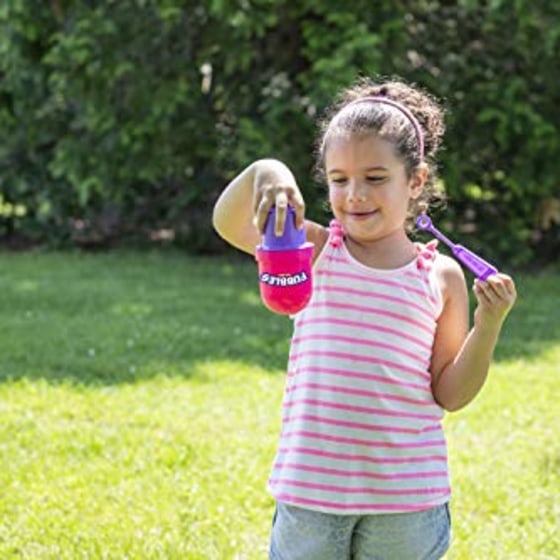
[346, 96, 425, 161]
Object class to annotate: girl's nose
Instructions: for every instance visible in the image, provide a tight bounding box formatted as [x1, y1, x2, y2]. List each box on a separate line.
[348, 180, 367, 202]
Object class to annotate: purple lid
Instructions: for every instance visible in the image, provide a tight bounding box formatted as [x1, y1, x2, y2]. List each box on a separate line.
[262, 206, 306, 250]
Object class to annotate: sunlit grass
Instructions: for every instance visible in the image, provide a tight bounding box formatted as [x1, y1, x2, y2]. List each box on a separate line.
[446, 357, 560, 559]
[0, 251, 558, 559]
[0, 368, 283, 559]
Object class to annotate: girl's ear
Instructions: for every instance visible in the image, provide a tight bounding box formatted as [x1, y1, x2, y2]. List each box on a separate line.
[409, 163, 429, 200]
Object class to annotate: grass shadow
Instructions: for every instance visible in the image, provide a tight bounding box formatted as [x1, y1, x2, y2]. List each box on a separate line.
[0, 251, 557, 386]
[0, 250, 293, 386]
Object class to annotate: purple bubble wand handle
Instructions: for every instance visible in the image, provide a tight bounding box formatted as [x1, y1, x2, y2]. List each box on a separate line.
[416, 215, 498, 280]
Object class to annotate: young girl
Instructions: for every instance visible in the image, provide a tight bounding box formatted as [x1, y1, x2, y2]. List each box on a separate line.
[212, 77, 516, 560]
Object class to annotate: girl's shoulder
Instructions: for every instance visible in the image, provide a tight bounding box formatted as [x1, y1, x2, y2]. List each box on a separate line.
[304, 220, 330, 263]
[433, 249, 468, 302]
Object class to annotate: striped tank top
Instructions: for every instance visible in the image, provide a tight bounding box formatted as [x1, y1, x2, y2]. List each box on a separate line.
[267, 228, 450, 514]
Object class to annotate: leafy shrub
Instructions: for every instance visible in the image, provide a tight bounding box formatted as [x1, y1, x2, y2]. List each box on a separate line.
[0, 1, 558, 263]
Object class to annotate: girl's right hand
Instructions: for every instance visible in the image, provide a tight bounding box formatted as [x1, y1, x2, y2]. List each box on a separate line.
[252, 160, 306, 236]
[472, 273, 517, 329]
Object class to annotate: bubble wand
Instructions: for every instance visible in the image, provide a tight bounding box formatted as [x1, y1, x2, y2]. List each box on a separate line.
[416, 215, 498, 280]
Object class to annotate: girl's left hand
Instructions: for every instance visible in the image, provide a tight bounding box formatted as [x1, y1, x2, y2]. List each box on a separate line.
[473, 273, 517, 328]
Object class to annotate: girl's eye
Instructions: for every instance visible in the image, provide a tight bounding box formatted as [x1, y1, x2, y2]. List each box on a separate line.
[366, 176, 385, 183]
[331, 178, 347, 185]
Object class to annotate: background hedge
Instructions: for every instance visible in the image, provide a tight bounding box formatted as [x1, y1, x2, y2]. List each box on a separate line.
[0, 0, 558, 265]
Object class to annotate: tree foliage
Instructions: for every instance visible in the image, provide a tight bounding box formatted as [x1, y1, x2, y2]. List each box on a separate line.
[0, 0, 558, 263]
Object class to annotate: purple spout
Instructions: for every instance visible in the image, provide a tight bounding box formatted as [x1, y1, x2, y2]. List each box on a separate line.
[262, 206, 306, 250]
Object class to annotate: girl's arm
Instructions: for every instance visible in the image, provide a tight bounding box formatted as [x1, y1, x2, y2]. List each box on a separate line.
[212, 159, 327, 256]
[430, 257, 517, 411]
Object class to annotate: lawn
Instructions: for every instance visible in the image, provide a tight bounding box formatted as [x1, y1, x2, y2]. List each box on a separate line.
[0, 250, 558, 559]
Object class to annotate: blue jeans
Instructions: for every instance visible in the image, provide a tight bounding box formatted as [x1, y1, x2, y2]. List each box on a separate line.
[269, 502, 451, 560]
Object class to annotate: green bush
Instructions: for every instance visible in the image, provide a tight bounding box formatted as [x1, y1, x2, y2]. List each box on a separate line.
[401, 1, 560, 266]
[0, 1, 558, 263]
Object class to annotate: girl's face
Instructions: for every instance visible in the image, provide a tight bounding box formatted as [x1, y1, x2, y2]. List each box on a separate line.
[325, 134, 424, 246]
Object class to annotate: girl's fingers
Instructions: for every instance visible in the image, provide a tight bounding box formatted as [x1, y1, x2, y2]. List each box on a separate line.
[499, 275, 517, 298]
[253, 179, 305, 234]
[254, 189, 275, 233]
[474, 274, 517, 312]
[485, 278, 507, 299]
[474, 281, 495, 305]
[278, 186, 305, 233]
[274, 191, 288, 236]
[290, 190, 306, 229]
[486, 274, 517, 302]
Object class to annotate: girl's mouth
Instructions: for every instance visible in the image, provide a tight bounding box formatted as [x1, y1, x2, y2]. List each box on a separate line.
[347, 210, 378, 220]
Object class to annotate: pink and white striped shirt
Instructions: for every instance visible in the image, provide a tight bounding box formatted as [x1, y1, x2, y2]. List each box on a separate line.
[267, 229, 450, 514]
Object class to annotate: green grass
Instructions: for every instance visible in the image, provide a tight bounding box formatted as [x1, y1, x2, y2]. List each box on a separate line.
[0, 250, 558, 559]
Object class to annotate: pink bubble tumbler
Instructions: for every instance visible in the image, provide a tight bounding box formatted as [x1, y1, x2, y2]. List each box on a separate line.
[255, 207, 314, 315]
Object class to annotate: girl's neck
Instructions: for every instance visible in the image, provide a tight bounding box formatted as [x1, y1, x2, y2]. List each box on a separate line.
[344, 230, 417, 270]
